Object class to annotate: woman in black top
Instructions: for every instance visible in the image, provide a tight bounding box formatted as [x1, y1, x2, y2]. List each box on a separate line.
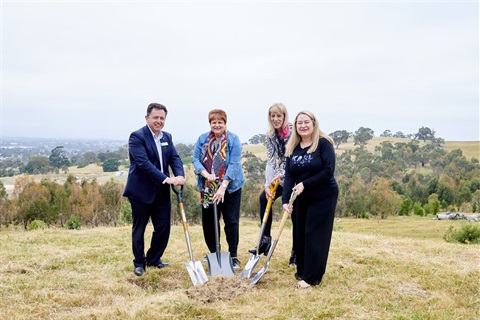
[282, 110, 338, 289]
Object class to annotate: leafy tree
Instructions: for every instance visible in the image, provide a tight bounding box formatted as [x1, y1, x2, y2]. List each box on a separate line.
[398, 198, 413, 216]
[175, 143, 194, 159]
[378, 141, 394, 161]
[380, 130, 392, 137]
[0, 181, 13, 228]
[248, 134, 266, 145]
[413, 202, 424, 216]
[171, 183, 203, 225]
[41, 179, 69, 225]
[456, 185, 472, 208]
[49, 146, 71, 169]
[100, 179, 124, 226]
[242, 153, 266, 183]
[414, 126, 435, 142]
[102, 158, 120, 172]
[427, 194, 440, 215]
[330, 130, 350, 149]
[14, 179, 51, 229]
[83, 151, 98, 164]
[24, 156, 52, 174]
[353, 127, 374, 146]
[346, 177, 368, 218]
[393, 131, 407, 138]
[240, 180, 263, 218]
[368, 178, 402, 219]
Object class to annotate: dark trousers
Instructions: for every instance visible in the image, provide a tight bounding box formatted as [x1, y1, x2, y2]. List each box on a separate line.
[295, 190, 338, 285]
[130, 190, 171, 268]
[202, 188, 242, 258]
[259, 186, 296, 252]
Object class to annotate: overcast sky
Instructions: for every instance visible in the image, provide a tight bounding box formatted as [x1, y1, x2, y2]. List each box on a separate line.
[1, 0, 478, 144]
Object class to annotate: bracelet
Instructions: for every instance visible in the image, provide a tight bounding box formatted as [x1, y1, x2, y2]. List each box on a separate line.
[221, 183, 228, 188]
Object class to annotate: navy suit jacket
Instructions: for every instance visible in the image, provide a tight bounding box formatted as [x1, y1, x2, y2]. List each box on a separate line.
[123, 125, 184, 204]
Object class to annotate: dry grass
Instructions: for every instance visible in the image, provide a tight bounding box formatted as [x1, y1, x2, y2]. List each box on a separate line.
[1, 216, 478, 319]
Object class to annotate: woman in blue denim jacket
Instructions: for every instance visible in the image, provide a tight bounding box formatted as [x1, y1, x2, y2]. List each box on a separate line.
[192, 109, 245, 269]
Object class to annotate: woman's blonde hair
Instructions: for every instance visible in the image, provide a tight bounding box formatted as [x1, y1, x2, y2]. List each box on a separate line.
[285, 110, 334, 156]
[267, 103, 290, 139]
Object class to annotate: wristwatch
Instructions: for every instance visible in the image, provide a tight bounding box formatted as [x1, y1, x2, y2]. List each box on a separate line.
[221, 183, 228, 188]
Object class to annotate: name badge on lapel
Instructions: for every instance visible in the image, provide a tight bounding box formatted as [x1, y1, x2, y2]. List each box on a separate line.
[161, 142, 169, 146]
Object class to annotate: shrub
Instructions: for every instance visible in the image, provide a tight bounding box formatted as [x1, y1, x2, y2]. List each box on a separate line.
[66, 216, 81, 230]
[120, 201, 132, 224]
[413, 202, 424, 216]
[28, 220, 46, 230]
[444, 223, 480, 244]
[398, 198, 413, 216]
[358, 211, 370, 219]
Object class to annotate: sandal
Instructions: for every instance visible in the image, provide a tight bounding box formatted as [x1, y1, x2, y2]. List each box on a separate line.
[294, 280, 312, 289]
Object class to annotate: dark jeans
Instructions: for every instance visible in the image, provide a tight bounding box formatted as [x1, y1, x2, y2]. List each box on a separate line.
[202, 188, 242, 257]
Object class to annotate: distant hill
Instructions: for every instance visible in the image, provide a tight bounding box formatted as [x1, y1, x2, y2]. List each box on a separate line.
[243, 137, 479, 161]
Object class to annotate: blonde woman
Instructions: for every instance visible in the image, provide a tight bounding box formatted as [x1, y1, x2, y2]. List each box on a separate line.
[282, 110, 338, 289]
[248, 103, 296, 266]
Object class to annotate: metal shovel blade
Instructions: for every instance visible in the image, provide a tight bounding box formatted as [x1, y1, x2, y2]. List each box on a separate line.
[240, 254, 260, 279]
[206, 252, 235, 277]
[249, 260, 270, 286]
[185, 261, 208, 286]
[241, 180, 279, 279]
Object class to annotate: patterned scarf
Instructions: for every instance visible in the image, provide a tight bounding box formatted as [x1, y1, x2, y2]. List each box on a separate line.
[200, 131, 228, 208]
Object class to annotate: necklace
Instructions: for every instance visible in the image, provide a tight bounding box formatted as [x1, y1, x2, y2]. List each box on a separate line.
[300, 140, 312, 149]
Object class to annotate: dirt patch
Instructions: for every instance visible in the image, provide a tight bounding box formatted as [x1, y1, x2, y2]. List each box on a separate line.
[186, 276, 252, 303]
[397, 282, 429, 298]
[126, 269, 185, 291]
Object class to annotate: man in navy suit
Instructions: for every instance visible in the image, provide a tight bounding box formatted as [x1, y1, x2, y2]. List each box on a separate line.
[123, 103, 185, 276]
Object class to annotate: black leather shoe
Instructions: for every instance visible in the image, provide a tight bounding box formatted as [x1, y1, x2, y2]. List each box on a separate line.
[231, 257, 241, 270]
[134, 266, 145, 276]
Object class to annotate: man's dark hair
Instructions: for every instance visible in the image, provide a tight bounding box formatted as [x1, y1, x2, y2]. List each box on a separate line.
[147, 103, 168, 116]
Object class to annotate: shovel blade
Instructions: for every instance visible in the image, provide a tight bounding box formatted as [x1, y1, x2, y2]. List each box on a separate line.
[206, 252, 235, 277]
[186, 261, 208, 286]
[194, 261, 209, 284]
[250, 263, 269, 286]
[240, 254, 260, 279]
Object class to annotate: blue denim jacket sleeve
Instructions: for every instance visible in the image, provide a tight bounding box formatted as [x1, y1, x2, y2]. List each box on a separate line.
[223, 131, 244, 192]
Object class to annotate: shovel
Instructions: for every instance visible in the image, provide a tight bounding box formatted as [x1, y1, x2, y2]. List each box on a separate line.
[250, 190, 298, 286]
[172, 185, 208, 286]
[206, 188, 235, 277]
[241, 179, 280, 279]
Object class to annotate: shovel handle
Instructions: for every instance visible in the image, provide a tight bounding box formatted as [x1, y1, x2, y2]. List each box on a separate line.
[272, 191, 298, 246]
[262, 179, 280, 223]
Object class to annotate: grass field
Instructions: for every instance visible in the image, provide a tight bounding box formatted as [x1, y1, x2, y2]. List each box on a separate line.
[1, 216, 478, 319]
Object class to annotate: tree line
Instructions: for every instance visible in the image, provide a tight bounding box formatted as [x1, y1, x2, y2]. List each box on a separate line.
[0, 126, 478, 229]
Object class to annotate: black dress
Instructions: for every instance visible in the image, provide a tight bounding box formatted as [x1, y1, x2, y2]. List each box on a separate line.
[283, 138, 338, 285]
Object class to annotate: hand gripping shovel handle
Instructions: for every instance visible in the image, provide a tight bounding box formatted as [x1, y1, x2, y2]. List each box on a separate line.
[256, 179, 280, 254]
[266, 190, 297, 261]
